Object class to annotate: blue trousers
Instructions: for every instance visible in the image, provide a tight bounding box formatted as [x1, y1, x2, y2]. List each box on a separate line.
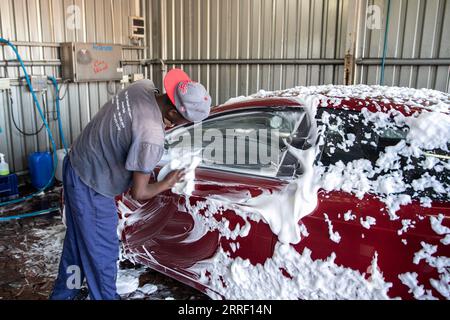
[50, 157, 120, 300]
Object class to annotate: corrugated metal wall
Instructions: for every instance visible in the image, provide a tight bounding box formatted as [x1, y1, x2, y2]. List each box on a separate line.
[148, 0, 450, 104]
[1, 0, 449, 173]
[356, 0, 450, 92]
[0, 0, 145, 173]
[150, 0, 349, 105]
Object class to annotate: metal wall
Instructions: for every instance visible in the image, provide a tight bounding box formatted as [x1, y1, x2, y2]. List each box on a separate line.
[0, 0, 145, 173]
[356, 0, 450, 92]
[148, 0, 450, 103]
[1, 0, 449, 173]
[149, 0, 350, 105]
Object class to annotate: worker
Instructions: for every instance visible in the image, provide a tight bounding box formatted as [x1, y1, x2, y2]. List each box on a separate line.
[50, 69, 212, 300]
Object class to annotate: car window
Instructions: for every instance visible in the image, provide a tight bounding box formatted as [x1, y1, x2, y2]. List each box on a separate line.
[317, 108, 380, 166]
[317, 108, 450, 201]
[164, 108, 308, 178]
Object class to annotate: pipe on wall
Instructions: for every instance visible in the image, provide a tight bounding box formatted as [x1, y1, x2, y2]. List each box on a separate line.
[8, 41, 147, 51]
[357, 58, 450, 66]
[145, 59, 345, 65]
[380, 0, 392, 85]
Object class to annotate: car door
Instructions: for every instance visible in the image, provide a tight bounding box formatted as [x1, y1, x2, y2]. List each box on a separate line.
[118, 106, 310, 286]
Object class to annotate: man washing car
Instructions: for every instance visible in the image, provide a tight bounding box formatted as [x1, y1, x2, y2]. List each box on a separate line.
[51, 69, 212, 300]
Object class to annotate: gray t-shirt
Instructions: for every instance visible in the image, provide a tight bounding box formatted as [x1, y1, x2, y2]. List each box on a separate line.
[70, 80, 165, 198]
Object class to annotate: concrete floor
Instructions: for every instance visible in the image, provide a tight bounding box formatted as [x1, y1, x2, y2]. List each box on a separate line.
[0, 187, 207, 300]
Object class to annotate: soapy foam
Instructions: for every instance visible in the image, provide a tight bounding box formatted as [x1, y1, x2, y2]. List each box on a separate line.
[162, 87, 449, 245]
[158, 155, 202, 196]
[116, 268, 145, 295]
[398, 272, 437, 300]
[193, 243, 393, 300]
[430, 214, 450, 245]
[344, 210, 356, 221]
[398, 241, 450, 299]
[360, 216, 377, 230]
[318, 107, 449, 219]
[12, 223, 66, 279]
[121, 85, 449, 300]
[240, 96, 321, 244]
[248, 85, 450, 113]
[324, 213, 341, 243]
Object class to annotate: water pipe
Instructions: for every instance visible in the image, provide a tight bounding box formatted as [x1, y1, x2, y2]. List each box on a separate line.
[380, 0, 392, 86]
[0, 38, 58, 207]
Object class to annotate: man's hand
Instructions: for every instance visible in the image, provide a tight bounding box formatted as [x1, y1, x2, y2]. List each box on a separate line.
[130, 170, 185, 202]
[161, 169, 185, 190]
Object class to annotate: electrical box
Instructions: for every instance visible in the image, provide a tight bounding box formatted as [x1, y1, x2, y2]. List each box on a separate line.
[130, 73, 145, 83]
[0, 78, 10, 90]
[24, 76, 48, 92]
[61, 43, 123, 82]
[129, 16, 145, 39]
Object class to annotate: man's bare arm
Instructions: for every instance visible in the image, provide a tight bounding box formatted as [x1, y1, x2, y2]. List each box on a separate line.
[131, 170, 185, 201]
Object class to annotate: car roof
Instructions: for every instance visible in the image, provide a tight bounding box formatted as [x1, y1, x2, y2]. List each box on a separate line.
[211, 85, 450, 117]
[210, 96, 420, 117]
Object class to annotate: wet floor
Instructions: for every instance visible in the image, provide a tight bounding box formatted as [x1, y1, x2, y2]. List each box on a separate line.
[0, 187, 208, 300]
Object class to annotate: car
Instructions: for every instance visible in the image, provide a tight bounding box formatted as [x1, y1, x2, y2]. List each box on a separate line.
[116, 85, 450, 300]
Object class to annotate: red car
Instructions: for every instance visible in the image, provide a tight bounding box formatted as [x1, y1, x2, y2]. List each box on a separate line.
[117, 86, 450, 300]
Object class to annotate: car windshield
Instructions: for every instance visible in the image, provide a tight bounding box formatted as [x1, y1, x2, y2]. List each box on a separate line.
[316, 108, 450, 201]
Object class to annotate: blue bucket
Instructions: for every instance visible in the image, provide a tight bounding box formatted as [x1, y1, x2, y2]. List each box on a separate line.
[28, 152, 54, 190]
